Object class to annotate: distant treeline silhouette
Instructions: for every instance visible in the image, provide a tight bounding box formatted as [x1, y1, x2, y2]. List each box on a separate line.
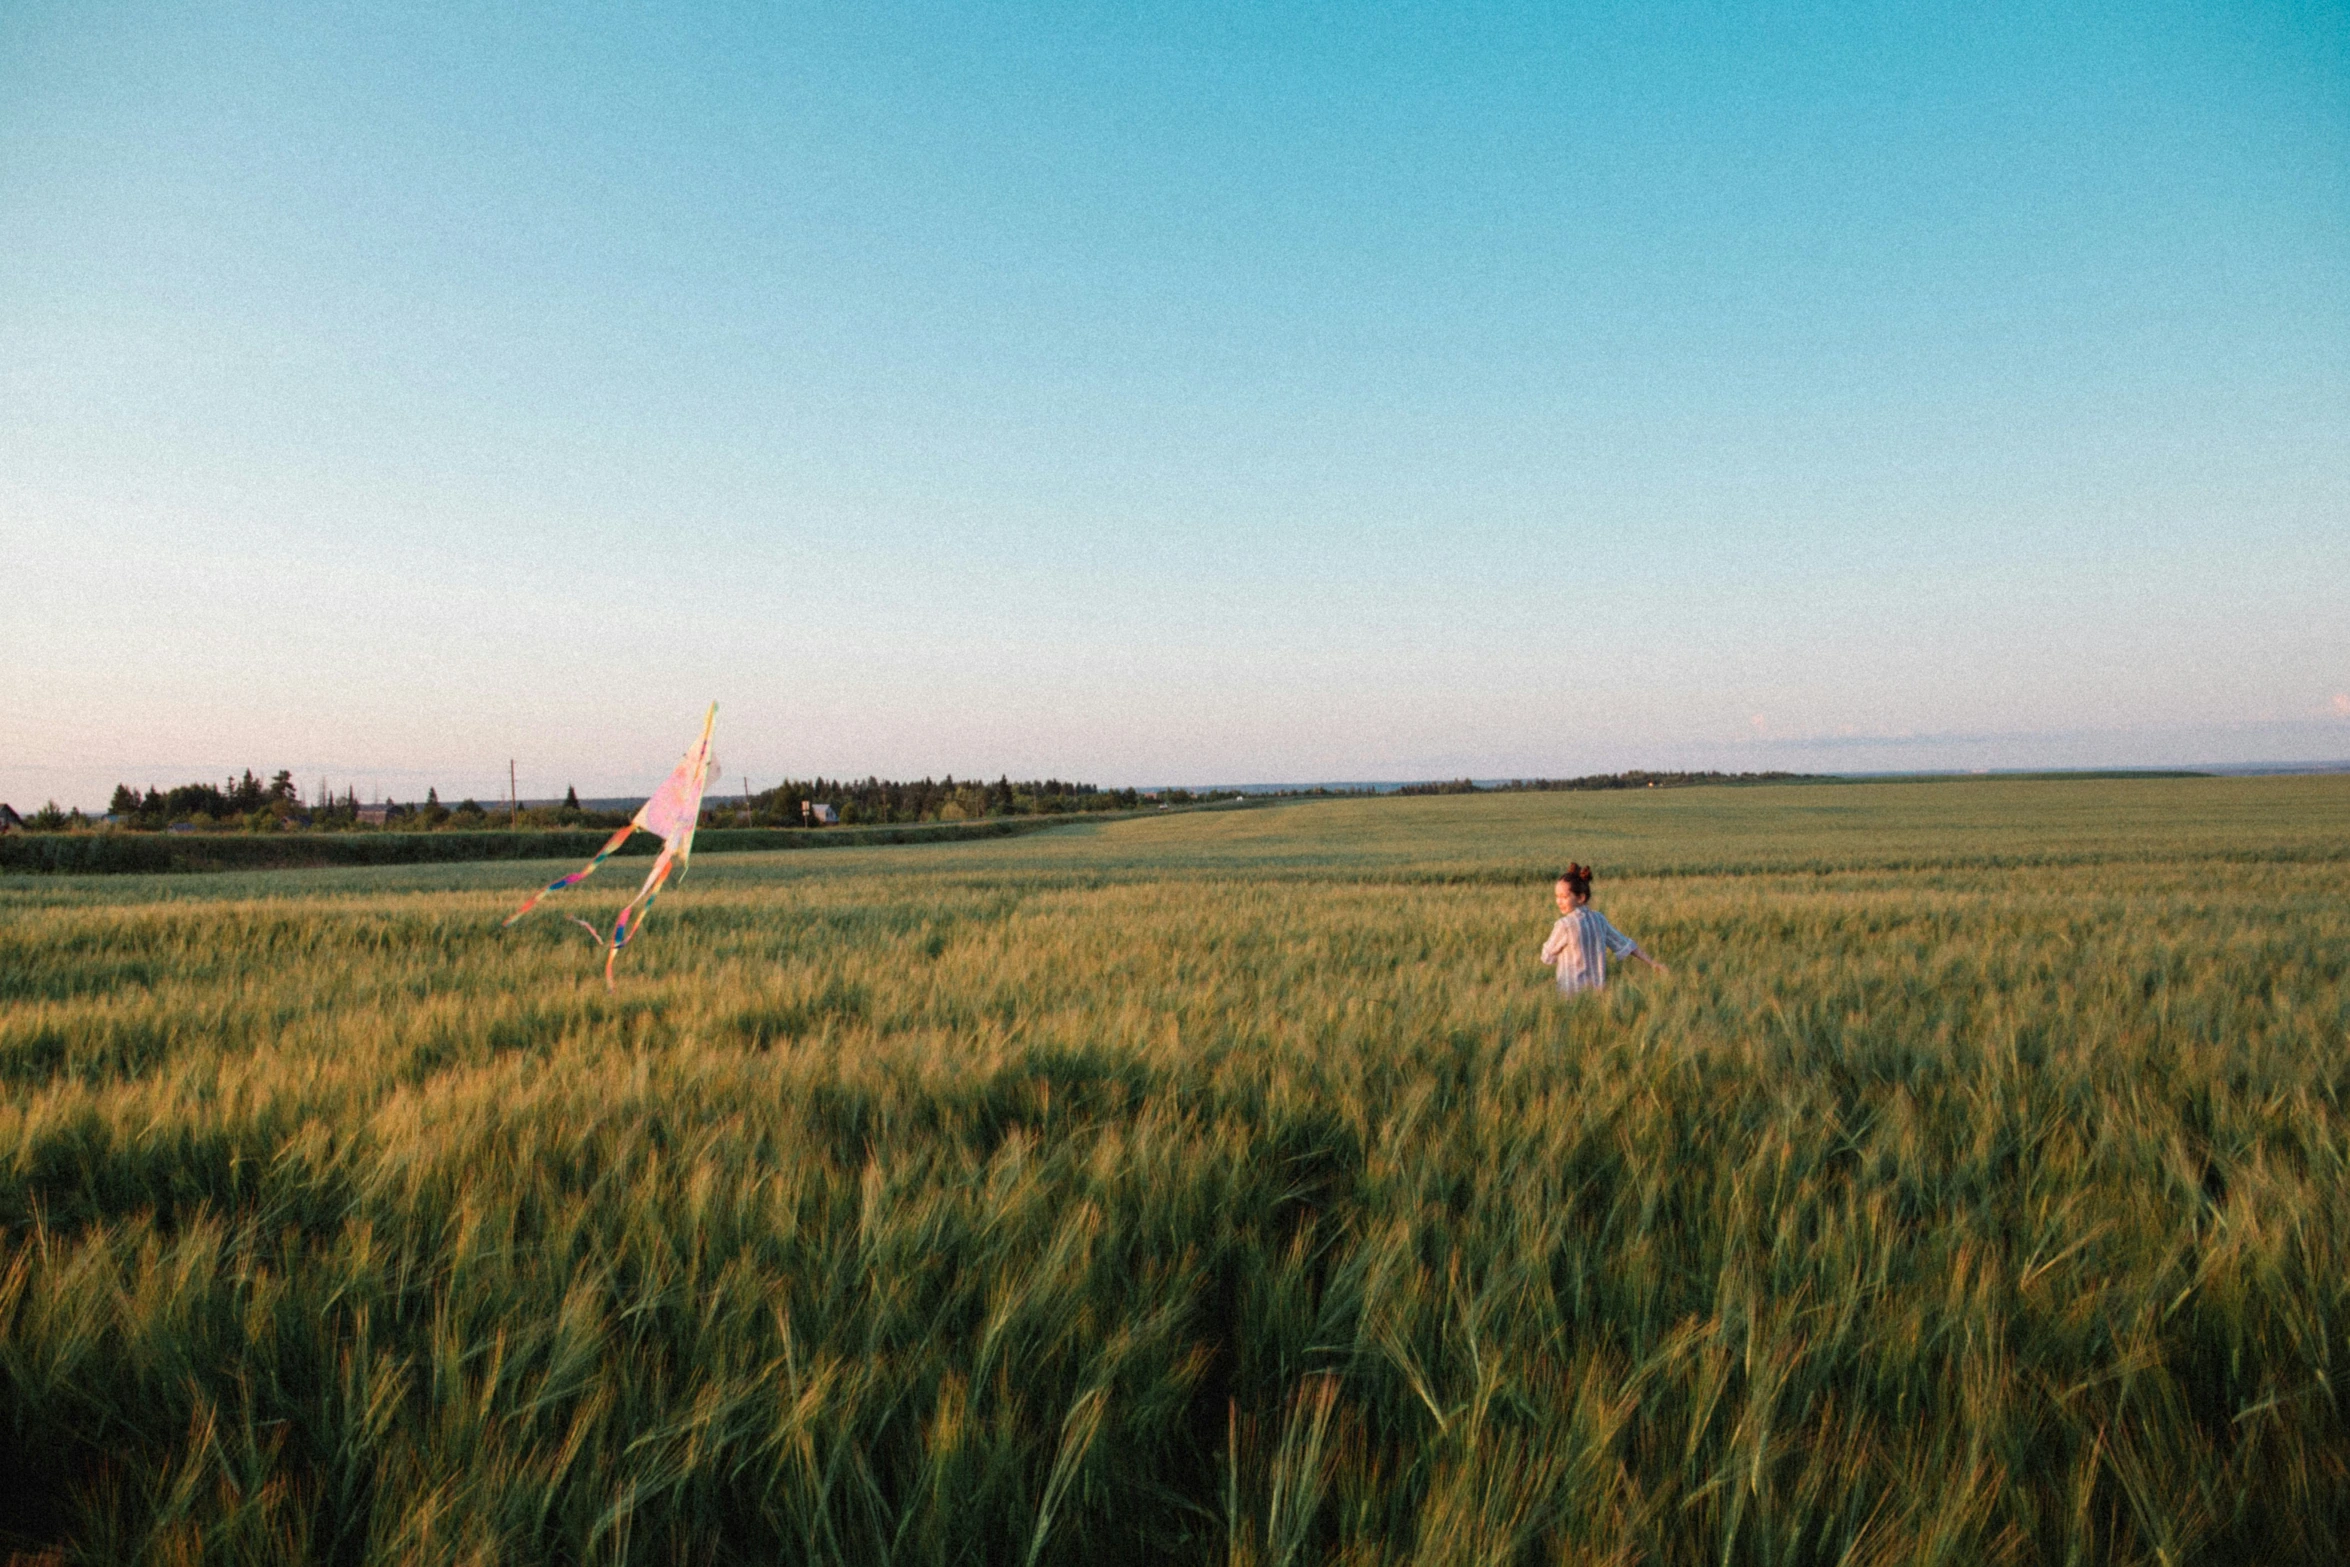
[736, 776, 1141, 827]
[735, 777, 1368, 825]
[24, 770, 1336, 836]
[72, 771, 1190, 833]
[1397, 770, 1819, 796]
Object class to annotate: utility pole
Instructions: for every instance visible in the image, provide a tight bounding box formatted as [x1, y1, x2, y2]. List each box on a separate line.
[510, 759, 519, 828]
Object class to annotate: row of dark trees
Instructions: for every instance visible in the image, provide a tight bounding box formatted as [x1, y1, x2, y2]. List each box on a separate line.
[372, 788, 630, 831]
[1399, 770, 1817, 795]
[109, 770, 300, 822]
[100, 772, 333, 831]
[729, 776, 1146, 827]
[92, 776, 630, 833]
[74, 770, 1174, 832]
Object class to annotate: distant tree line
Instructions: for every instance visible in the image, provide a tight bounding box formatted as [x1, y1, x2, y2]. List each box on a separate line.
[729, 776, 1144, 827]
[9, 770, 1372, 836]
[100, 775, 355, 831]
[84, 774, 634, 833]
[724, 778, 1382, 825]
[1398, 770, 1818, 796]
[107, 771, 302, 827]
[49, 771, 1198, 833]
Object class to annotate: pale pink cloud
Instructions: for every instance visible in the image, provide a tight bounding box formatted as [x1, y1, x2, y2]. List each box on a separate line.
[2332, 692, 2350, 718]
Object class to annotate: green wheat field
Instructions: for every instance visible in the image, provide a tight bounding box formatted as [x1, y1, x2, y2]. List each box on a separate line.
[4, 775, 2348, 1565]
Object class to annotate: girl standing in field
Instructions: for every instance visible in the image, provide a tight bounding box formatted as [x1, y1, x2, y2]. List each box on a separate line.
[1541, 863, 1666, 996]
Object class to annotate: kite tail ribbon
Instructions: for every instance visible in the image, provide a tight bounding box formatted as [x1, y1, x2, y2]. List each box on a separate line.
[503, 821, 639, 926]
[604, 842, 682, 988]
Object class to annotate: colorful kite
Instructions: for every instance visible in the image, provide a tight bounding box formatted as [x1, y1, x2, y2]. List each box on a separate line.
[505, 703, 717, 986]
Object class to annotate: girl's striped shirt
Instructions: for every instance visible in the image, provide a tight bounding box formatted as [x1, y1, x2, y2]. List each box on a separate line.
[1541, 908, 1638, 995]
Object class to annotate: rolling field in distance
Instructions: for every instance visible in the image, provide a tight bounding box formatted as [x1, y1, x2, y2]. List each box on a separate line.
[3, 775, 2348, 1563]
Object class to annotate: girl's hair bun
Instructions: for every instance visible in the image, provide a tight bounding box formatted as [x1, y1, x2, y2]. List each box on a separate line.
[1560, 862, 1593, 892]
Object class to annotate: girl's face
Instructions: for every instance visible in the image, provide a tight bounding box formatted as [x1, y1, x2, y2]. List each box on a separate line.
[1555, 880, 1587, 912]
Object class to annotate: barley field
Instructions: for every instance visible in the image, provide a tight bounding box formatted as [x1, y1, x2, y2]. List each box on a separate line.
[3, 776, 2348, 1564]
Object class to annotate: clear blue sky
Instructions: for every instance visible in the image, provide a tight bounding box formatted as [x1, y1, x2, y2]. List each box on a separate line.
[4, 1, 2345, 806]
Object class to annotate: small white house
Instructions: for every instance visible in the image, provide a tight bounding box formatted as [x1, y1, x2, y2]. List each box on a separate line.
[803, 801, 839, 825]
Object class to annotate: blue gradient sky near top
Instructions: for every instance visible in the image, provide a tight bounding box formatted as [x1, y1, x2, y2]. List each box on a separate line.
[3, 1, 2344, 805]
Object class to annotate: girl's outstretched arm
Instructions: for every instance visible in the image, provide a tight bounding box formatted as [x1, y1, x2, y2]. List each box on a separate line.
[1599, 914, 1666, 975]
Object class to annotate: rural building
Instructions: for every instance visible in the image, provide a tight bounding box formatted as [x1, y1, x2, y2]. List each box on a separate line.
[357, 802, 393, 826]
[801, 801, 838, 825]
